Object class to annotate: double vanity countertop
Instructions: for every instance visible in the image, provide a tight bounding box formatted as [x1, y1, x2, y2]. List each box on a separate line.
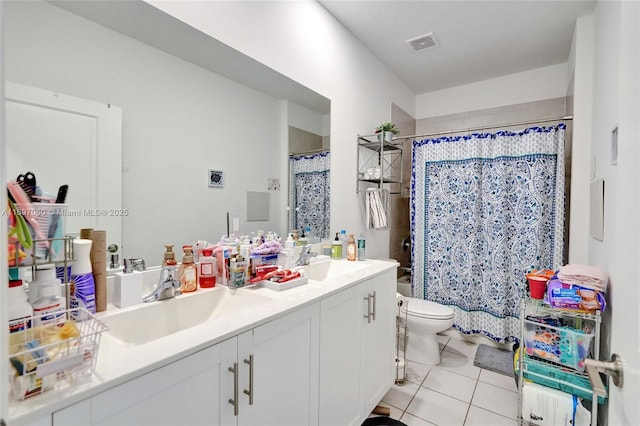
[9, 258, 398, 424]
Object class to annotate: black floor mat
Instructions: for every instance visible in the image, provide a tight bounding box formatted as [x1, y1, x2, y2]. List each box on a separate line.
[361, 417, 407, 426]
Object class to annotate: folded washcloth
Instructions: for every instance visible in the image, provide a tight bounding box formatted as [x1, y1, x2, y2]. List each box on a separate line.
[557, 263, 609, 292]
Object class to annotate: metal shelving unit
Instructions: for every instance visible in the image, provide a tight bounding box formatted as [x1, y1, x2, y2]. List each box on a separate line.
[357, 131, 403, 194]
[517, 298, 603, 426]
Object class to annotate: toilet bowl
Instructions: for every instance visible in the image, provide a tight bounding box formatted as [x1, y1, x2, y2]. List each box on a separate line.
[397, 294, 454, 365]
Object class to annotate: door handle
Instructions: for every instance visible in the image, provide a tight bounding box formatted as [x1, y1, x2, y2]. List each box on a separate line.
[584, 353, 624, 398]
[243, 354, 254, 405]
[371, 291, 376, 321]
[228, 362, 239, 416]
[364, 294, 372, 323]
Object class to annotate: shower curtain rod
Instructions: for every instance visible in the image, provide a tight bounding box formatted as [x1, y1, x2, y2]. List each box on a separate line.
[289, 147, 330, 156]
[397, 114, 573, 141]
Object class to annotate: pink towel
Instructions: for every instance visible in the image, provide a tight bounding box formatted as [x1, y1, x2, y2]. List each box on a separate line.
[557, 264, 608, 292]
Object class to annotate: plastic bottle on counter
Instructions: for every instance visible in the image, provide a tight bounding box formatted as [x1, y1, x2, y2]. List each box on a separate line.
[357, 234, 366, 261]
[199, 248, 217, 288]
[340, 230, 348, 259]
[331, 233, 342, 259]
[347, 234, 357, 261]
[179, 245, 198, 293]
[9, 279, 32, 334]
[70, 238, 96, 320]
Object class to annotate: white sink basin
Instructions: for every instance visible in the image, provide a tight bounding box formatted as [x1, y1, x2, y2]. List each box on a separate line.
[101, 287, 271, 346]
[302, 258, 368, 281]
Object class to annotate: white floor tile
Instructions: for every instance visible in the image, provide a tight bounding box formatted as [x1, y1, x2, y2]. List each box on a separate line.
[422, 367, 478, 403]
[464, 405, 517, 426]
[478, 369, 517, 393]
[443, 338, 479, 359]
[470, 381, 518, 420]
[400, 412, 438, 426]
[381, 380, 421, 411]
[403, 360, 432, 385]
[438, 349, 481, 380]
[407, 387, 469, 426]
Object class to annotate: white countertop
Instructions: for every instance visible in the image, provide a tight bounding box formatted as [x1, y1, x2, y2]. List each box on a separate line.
[8, 259, 398, 424]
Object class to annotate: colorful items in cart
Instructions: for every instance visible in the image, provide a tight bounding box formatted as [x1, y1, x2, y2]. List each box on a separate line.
[547, 279, 606, 313]
[523, 319, 594, 371]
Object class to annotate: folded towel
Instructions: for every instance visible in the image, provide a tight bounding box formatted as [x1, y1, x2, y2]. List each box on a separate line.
[557, 263, 609, 292]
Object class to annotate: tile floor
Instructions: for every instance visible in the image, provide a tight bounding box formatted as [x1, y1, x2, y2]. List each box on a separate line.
[375, 335, 519, 426]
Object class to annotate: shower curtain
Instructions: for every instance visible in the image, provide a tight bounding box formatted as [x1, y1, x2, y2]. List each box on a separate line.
[411, 124, 565, 342]
[288, 151, 330, 239]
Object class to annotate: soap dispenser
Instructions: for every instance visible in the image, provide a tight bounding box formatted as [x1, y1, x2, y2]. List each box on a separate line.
[163, 244, 177, 266]
[331, 233, 342, 259]
[179, 245, 197, 293]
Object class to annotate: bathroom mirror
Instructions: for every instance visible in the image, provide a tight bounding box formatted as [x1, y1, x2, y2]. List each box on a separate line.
[4, 0, 330, 264]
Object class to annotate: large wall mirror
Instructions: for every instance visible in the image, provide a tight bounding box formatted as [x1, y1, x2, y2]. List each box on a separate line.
[4, 0, 330, 265]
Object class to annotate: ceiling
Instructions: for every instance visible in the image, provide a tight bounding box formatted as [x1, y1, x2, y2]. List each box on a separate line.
[319, 0, 597, 95]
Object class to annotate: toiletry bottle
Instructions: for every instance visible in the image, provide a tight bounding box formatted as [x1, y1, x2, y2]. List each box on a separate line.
[340, 230, 348, 259]
[297, 228, 308, 246]
[347, 234, 357, 261]
[114, 261, 143, 308]
[179, 245, 198, 293]
[70, 238, 96, 320]
[357, 234, 366, 261]
[30, 266, 65, 327]
[230, 255, 246, 288]
[8, 279, 32, 334]
[331, 233, 342, 259]
[199, 248, 217, 288]
[163, 244, 177, 266]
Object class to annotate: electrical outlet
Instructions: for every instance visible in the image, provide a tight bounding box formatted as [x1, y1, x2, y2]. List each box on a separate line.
[268, 178, 280, 191]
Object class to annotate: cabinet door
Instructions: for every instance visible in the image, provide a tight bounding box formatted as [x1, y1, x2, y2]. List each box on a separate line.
[318, 282, 367, 426]
[363, 271, 396, 412]
[91, 341, 236, 426]
[237, 304, 319, 426]
[53, 399, 90, 426]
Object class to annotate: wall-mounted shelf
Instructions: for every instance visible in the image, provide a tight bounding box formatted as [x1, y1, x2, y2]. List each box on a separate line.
[357, 132, 403, 193]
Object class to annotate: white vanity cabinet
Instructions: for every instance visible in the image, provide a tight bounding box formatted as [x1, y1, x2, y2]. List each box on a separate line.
[319, 270, 396, 426]
[50, 304, 319, 426]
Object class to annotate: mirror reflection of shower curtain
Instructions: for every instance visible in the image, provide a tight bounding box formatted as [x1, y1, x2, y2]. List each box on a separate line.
[411, 124, 566, 343]
[288, 152, 330, 239]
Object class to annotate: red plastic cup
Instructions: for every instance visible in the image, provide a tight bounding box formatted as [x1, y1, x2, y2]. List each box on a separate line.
[527, 275, 548, 299]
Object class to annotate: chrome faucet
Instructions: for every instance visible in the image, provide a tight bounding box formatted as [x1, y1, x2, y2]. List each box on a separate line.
[295, 245, 318, 266]
[143, 265, 180, 302]
[124, 257, 146, 273]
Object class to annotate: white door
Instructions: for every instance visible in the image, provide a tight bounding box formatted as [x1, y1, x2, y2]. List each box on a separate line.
[606, 1, 640, 423]
[5, 82, 122, 249]
[319, 282, 367, 426]
[237, 304, 319, 426]
[363, 271, 396, 413]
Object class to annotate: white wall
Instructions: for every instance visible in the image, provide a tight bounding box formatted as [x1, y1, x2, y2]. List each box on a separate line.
[4, 1, 289, 264]
[567, 16, 594, 264]
[287, 101, 326, 136]
[146, 0, 417, 260]
[416, 63, 568, 119]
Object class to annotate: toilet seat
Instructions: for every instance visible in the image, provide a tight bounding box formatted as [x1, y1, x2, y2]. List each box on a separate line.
[401, 298, 454, 320]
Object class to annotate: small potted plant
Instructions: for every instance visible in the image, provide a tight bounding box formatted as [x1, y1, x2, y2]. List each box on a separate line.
[375, 122, 399, 142]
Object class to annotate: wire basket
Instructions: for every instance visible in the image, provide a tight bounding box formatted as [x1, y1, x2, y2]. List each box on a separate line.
[8, 307, 109, 400]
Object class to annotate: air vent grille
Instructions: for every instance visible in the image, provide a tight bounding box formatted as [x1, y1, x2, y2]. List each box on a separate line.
[406, 33, 438, 52]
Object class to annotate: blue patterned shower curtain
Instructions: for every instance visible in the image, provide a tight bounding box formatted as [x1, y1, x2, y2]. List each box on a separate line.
[411, 124, 565, 342]
[288, 151, 330, 239]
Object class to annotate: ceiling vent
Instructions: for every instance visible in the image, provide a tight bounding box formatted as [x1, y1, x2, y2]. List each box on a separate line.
[406, 33, 438, 52]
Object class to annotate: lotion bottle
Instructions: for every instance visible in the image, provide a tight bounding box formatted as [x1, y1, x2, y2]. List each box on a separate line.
[179, 245, 197, 293]
[347, 234, 357, 261]
[199, 248, 217, 288]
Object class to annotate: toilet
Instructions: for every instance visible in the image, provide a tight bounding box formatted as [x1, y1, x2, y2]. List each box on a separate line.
[397, 294, 454, 365]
